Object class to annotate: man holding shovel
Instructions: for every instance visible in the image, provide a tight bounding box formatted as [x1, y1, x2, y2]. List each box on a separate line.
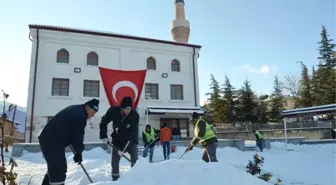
[184, 112, 218, 162]
[142, 124, 160, 163]
[99, 96, 140, 181]
[38, 98, 99, 185]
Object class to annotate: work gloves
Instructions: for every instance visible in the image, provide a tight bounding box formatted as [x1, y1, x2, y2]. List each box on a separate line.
[184, 143, 194, 152]
[73, 152, 83, 164]
[117, 150, 124, 157]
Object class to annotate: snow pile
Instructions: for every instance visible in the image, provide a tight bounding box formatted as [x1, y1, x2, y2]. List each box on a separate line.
[11, 142, 336, 185]
[91, 157, 270, 185]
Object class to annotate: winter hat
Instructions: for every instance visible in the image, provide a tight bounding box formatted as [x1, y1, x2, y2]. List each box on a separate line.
[145, 124, 151, 129]
[85, 98, 99, 112]
[192, 112, 200, 120]
[120, 96, 133, 109]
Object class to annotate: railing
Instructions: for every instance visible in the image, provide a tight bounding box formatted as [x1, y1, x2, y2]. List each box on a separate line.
[216, 121, 335, 133]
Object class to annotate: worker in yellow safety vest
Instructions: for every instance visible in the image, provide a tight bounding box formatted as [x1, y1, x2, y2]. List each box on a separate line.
[142, 124, 159, 163]
[253, 130, 264, 152]
[185, 112, 218, 162]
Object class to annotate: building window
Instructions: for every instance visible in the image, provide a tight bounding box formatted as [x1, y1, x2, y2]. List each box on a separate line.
[171, 59, 180, 72]
[170, 84, 183, 100]
[52, 78, 69, 96]
[83, 80, 100, 97]
[145, 83, 159, 100]
[146, 57, 156, 70]
[56, 49, 69, 63]
[87, 52, 99, 66]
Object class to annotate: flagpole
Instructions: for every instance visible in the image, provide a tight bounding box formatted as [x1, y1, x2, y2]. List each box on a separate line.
[146, 106, 149, 125]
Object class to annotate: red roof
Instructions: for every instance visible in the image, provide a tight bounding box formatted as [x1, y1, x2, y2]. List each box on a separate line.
[28, 24, 202, 49]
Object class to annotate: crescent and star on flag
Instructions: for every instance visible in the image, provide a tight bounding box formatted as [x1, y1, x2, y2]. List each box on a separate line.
[98, 66, 147, 108]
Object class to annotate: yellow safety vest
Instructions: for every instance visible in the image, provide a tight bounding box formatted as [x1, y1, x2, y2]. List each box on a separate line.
[143, 128, 156, 143]
[194, 119, 216, 143]
[255, 131, 263, 140]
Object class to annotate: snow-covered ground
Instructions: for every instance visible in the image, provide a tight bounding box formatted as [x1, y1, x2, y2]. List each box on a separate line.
[7, 142, 336, 185]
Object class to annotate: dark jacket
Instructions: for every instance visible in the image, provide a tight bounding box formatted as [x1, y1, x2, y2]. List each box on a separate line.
[99, 106, 139, 149]
[38, 104, 88, 154]
[172, 127, 181, 136]
[191, 119, 218, 146]
[142, 125, 160, 148]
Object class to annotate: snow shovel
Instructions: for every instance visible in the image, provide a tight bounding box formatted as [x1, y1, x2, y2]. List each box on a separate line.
[179, 144, 193, 159]
[178, 151, 187, 159]
[143, 137, 160, 151]
[69, 145, 93, 183]
[107, 141, 132, 163]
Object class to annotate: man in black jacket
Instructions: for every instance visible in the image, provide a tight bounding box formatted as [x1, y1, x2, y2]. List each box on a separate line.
[99, 96, 139, 181]
[38, 99, 99, 185]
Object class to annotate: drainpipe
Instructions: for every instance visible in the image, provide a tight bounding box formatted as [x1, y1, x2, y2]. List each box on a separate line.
[29, 28, 39, 143]
[192, 47, 197, 107]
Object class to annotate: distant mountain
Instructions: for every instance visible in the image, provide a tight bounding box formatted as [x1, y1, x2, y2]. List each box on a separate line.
[0, 101, 26, 112]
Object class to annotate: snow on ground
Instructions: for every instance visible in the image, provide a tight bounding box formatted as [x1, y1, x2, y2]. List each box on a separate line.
[7, 142, 336, 185]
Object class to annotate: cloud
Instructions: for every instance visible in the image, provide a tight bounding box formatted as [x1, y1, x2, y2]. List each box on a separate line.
[241, 65, 273, 75]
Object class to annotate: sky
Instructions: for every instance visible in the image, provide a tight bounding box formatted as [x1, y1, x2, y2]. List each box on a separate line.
[0, 0, 335, 108]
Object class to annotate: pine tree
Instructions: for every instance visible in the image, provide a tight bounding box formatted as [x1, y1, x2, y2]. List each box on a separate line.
[205, 74, 225, 123]
[200, 104, 213, 124]
[310, 66, 320, 106]
[318, 25, 336, 68]
[222, 75, 237, 125]
[297, 62, 312, 107]
[256, 95, 269, 124]
[236, 79, 257, 124]
[270, 76, 284, 122]
[315, 25, 336, 105]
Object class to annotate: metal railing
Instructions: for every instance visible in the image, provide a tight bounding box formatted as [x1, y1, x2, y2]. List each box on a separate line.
[215, 121, 335, 133]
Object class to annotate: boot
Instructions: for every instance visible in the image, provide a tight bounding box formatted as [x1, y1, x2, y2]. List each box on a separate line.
[112, 174, 120, 181]
[149, 155, 153, 163]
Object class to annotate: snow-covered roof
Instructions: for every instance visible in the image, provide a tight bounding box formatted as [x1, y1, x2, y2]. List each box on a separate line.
[28, 24, 201, 48]
[147, 106, 204, 115]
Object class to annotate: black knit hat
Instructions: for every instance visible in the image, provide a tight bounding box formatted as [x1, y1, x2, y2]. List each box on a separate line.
[192, 112, 200, 120]
[120, 96, 133, 109]
[85, 98, 99, 112]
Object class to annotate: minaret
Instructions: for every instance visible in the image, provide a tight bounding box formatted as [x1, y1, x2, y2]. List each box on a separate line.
[171, 0, 190, 43]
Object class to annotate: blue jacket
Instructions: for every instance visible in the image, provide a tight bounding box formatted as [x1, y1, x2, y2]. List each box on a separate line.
[38, 104, 88, 154]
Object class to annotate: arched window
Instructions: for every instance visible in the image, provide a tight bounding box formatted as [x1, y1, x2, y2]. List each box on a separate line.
[87, 52, 99, 66]
[171, 59, 180, 72]
[146, 57, 156, 70]
[56, 49, 69, 63]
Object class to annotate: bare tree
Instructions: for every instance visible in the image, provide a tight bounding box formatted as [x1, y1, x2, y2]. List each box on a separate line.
[283, 73, 300, 97]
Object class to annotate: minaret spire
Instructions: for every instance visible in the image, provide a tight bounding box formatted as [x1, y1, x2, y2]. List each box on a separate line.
[171, 0, 190, 43]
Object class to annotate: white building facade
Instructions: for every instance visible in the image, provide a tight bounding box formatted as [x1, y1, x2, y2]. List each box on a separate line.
[25, 25, 203, 143]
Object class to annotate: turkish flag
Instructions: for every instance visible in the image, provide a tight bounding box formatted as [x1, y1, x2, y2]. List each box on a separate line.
[98, 67, 147, 109]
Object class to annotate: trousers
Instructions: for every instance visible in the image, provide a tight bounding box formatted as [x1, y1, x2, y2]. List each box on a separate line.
[201, 142, 218, 163]
[111, 143, 138, 181]
[39, 139, 67, 185]
[142, 146, 155, 162]
[162, 141, 170, 159]
[256, 139, 264, 152]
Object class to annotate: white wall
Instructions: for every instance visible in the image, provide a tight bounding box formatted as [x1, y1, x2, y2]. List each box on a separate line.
[25, 28, 201, 142]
